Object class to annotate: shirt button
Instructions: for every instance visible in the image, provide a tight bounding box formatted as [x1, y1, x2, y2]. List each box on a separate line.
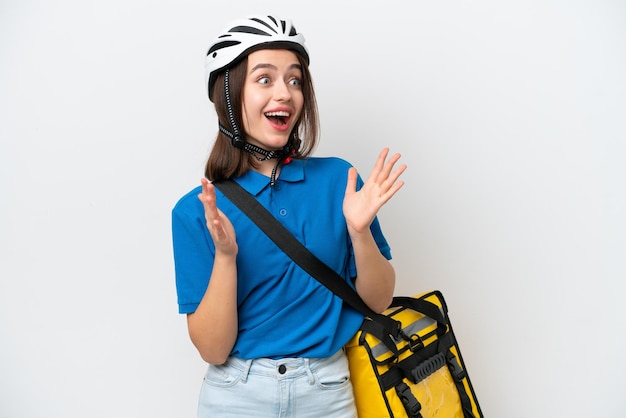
[279, 208, 287, 216]
[278, 364, 287, 374]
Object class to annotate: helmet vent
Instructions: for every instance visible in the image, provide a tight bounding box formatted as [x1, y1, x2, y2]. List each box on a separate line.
[251, 17, 279, 34]
[230, 26, 272, 36]
[208, 40, 241, 55]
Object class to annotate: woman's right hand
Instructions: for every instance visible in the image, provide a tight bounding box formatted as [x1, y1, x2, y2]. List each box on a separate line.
[198, 178, 238, 256]
[191, 178, 239, 364]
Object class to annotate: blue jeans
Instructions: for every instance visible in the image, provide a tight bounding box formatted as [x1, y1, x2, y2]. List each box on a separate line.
[198, 349, 357, 417]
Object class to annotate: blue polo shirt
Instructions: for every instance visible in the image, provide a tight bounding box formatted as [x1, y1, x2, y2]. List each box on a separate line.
[172, 157, 392, 359]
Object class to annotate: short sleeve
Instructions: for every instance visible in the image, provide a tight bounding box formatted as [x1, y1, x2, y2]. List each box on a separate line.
[171, 188, 215, 314]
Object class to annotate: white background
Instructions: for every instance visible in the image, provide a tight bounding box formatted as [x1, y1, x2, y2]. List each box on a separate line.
[1, 1, 625, 417]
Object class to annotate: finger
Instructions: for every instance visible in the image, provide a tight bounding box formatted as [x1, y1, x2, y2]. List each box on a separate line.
[380, 162, 407, 192]
[380, 152, 403, 179]
[374, 149, 405, 185]
[345, 167, 358, 196]
[372, 153, 405, 195]
[198, 179, 212, 210]
[210, 209, 230, 241]
[379, 178, 406, 204]
[199, 178, 211, 204]
[198, 179, 219, 223]
[371, 148, 390, 182]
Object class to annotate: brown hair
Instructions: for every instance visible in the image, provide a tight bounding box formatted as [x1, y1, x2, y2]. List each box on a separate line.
[204, 52, 319, 181]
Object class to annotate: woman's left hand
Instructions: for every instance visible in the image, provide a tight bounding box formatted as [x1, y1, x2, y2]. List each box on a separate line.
[343, 148, 407, 235]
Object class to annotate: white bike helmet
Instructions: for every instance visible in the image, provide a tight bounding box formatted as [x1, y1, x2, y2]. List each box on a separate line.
[204, 15, 309, 101]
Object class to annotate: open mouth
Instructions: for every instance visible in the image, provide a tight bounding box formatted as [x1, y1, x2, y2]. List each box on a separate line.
[265, 111, 290, 126]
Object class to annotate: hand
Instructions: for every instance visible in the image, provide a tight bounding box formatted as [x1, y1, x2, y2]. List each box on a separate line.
[198, 178, 238, 256]
[343, 148, 407, 234]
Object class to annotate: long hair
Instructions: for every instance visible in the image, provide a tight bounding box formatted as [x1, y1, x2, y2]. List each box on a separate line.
[204, 52, 319, 181]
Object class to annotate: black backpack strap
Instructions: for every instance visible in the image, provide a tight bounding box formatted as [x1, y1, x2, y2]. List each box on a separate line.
[213, 179, 401, 335]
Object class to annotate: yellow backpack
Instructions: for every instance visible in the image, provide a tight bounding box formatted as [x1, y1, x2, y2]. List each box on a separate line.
[345, 291, 483, 418]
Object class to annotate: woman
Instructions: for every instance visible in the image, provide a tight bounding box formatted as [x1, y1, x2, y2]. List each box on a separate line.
[172, 15, 406, 417]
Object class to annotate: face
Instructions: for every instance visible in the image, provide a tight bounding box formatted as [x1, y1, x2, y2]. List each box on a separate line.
[241, 49, 304, 151]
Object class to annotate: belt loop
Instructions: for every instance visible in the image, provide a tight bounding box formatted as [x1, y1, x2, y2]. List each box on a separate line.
[304, 358, 315, 385]
[241, 359, 253, 383]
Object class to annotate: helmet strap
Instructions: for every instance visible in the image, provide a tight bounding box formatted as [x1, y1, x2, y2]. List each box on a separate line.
[218, 122, 288, 162]
[223, 69, 244, 149]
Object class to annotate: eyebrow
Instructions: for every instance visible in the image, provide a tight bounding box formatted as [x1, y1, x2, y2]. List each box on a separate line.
[249, 63, 302, 73]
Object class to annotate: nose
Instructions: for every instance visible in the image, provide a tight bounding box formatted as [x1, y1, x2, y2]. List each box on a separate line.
[273, 80, 291, 101]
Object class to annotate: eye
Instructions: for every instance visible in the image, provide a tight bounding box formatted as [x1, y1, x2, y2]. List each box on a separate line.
[289, 78, 301, 87]
[258, 76, 271, 85]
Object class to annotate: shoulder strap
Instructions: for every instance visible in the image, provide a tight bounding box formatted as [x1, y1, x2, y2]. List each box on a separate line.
[213, 179, 400, 334]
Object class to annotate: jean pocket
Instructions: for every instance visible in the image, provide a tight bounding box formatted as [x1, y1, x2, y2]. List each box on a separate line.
[202, 363, 243, 388]
[314, 363, 351, 390]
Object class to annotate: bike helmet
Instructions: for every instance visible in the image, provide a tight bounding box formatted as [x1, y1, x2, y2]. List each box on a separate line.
[204, 15, 309, 101]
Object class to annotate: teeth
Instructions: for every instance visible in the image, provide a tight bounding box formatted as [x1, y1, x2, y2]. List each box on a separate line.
[265, 111, 290, 117]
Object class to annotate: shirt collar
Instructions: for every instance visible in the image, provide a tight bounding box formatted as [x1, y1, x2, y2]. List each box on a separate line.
[235, 160, 305, 196]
